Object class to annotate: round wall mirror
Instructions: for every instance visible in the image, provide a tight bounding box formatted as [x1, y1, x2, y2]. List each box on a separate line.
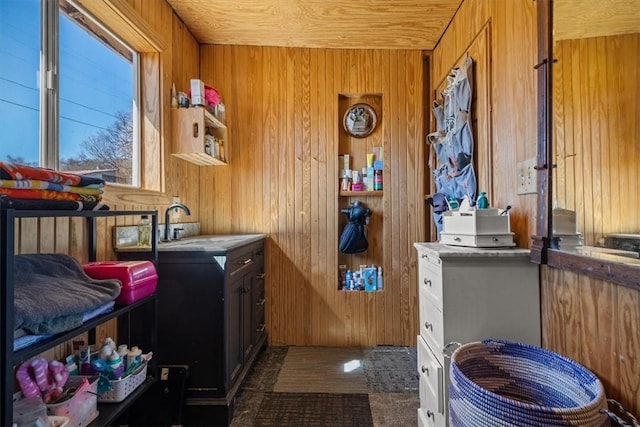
[343, 103, 377, 138]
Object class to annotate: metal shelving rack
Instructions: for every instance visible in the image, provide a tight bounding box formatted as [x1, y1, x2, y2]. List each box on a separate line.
[1, 208, 159, 426]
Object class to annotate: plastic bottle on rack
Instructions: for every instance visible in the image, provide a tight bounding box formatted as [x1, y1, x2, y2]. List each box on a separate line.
[137, 215, 152, 247]
[377, 266, 383, 291]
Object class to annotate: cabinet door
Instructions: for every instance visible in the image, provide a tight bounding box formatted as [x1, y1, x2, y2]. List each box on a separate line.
[252, 270, 266, 346]
[241, 270, 254, 361]
[227, 276, 244, 388]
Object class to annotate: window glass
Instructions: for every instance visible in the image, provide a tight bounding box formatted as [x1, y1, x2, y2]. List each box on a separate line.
[0, 0, 40, 166]
[0, 0, 139, 186]
[59, 1, 137, 185]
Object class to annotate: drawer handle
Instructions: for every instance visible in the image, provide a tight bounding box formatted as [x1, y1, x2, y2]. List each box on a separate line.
[241, 258, 252, 265]
[423, 278, 432, 287]
[493, 237, 499, 242]
[256, 324, 266, 332]
[256, 273, 266, 279]
[242, 287, 250, 293]
[426, 410, 435, 420]
[454, 237, 461, 241]
[421, 366, 429, 375]
[257, 298, 266, 306]
[424, 322, 433, 331]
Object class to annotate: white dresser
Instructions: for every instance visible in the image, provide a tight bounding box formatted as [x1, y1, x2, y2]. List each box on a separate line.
[414, 243, 541, 427]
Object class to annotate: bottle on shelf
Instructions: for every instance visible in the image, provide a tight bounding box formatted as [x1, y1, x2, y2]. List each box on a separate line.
[476, 191, 489, 209]
[377, 266, 383, 291]
[373, 169, 383, 191]
[137, 215, 152, 247]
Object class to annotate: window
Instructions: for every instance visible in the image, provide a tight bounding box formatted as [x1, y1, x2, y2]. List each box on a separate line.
[0, 0, 140, 186]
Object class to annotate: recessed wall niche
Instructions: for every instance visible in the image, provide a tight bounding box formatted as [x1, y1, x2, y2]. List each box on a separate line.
[337, 93, 384, 291]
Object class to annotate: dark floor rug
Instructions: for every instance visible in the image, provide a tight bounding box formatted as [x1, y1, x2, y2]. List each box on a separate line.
[252, 392, 374, 427]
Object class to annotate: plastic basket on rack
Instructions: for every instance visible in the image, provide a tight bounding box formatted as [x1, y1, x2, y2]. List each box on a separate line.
[98, 362, 148, 403]
[449, 339, 608, 427]
[46, 376, 99, 427]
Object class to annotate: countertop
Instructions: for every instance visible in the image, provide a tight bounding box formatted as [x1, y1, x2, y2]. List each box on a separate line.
[157, 233, 267, 252]
[413, 242, 531, 258]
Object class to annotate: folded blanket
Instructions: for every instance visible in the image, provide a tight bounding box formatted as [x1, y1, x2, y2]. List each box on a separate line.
[0, 196, 109, 211]
[14, 253, 121, 334]
[0, 162, 105, 187]
[13, 301, 116, 351]
[0, 179, 103, 195]
[0, 188, 101, 202]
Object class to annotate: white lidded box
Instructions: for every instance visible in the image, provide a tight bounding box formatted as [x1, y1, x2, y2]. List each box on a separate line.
[442, 208, 510, 235]
[190, 79, 206, 107]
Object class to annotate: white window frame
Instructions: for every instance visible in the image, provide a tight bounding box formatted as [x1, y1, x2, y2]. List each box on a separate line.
[39, 0, 141, 186]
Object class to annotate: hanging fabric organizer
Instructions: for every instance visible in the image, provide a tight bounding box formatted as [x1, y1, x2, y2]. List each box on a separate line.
[427, 55, 477, 232]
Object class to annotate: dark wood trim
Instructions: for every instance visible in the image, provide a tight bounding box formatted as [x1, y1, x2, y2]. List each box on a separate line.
[531, 0, 553, 265]
[547, 250, 640, 292]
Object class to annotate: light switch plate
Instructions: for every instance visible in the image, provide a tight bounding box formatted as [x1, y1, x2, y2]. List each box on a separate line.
[517, 157, 538, 195]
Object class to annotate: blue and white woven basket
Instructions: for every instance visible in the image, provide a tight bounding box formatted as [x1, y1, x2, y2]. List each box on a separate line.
[449, 339, 608, 427]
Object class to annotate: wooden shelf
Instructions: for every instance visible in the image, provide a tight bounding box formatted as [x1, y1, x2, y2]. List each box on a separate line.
[339, 190, 383, 197]
[172, 107, 228, 166]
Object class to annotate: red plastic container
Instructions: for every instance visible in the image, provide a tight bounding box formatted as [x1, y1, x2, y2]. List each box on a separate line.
[83, 260, 157, 306]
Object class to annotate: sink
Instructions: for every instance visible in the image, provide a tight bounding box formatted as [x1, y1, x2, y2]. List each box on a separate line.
[157, 233, 266, 251]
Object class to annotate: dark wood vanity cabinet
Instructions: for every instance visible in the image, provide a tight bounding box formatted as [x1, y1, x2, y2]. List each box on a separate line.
[154, 237, 266, 426]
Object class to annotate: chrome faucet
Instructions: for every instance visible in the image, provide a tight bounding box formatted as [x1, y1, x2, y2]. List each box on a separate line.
[163, 202, 191, 242]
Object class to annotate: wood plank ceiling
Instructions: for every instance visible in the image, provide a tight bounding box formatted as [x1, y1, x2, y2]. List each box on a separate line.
[165, 0, 463, 49]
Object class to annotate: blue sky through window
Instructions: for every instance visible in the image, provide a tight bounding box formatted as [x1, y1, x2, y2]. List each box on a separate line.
[0, 0, 133, 165]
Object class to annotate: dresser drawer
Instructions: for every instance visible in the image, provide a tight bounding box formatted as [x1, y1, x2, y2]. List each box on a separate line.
[419, 292, 445, 359]
[439, 232, 515, 248]
[417, 336, 444, 415]
[418, 407, 445, 427]
[418, 252, 443, 310]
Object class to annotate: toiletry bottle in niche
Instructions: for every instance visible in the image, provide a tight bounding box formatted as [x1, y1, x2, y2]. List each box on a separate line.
[137, 215, 152, 247]
[373, 169, 383, 191]
[377, 267, 383, 291]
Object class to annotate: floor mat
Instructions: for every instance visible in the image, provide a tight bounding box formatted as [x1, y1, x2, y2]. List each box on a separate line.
[274, 346, 367, 393]
[252, 392, 373, 427]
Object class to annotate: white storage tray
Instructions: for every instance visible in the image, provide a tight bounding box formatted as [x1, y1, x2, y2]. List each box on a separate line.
[440, 232, 515, 248]
[442, 208, 511, 236]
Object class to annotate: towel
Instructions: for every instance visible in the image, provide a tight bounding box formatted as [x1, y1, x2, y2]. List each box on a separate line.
[14, 253, 121, 334]
[0, 188, 101, 202]
[0, 195, 109, 211]
[0, 179, 104, 195]
[0, 162, 105, 187]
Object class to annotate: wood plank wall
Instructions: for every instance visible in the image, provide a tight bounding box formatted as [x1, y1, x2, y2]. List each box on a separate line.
[541, 265, 640, 415]
[198, 46, 425, 346]
[553, 34, 640, 245]
[431, 0, 539, 247]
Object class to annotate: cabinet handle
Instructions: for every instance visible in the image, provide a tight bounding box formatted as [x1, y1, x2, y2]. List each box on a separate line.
[256, 324, 266, 332]
[454, 237, 461, 241]
[256, 273, 266, 280]
[236, 258, 252, 266]
[493, 237, 499, 242]
[257, 298, 266, 306]
[193, 122, 199, 138]
[242, 287, 250, 293]
[423, 278, 432, 287]
[421, 366, 429, 375]
[424, 322, 433, 331]
[426, 410, 435, 420]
